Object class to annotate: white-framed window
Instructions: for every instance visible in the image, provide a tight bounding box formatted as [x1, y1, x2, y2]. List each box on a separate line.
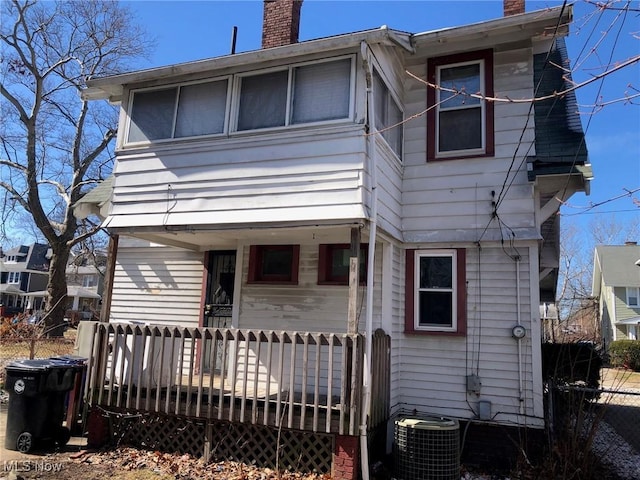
[404, 249, 467, 335]
[427, 49, 494, 161]
[234, 56, 353, 131]
[125, 56, 355, 145]
[627, 287, 640, 307]
[373, 69, 403, 157]
[83, 275, 96, 288]
[126, 77, 230, 144]
[8, 272, 21, 284]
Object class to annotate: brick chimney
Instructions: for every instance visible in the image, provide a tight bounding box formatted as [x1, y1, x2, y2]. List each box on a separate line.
[504, 0, 525, 16]
[262, 0, 303, 49]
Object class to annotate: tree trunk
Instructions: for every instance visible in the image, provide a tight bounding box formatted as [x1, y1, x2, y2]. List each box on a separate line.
[44, 245, 72, 337]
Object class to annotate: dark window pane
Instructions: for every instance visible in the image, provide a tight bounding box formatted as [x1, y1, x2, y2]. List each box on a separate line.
[129, 88, 177, 142]
[419, 256, 452, 289]
[440, 64, 481, 108]
[418, 291, 453, 327]
[175, 80, 227, 137]
[292, 59, 351, 123]
[330, 248, 350, 278]
[439, 108, 482, 152]
[238, 71, 288, 130]
[262, 248, 293, 277]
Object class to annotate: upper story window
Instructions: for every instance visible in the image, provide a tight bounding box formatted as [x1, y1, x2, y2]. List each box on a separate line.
[127, 78, 229, 143]
[83, 275, 97, 288]
[373, 70, 403, 158]
[8, 272, 21, 284]
[5, 255, 17, 263]
[627, 287, 640, 307]
[405, 249, 466, 335]
[427, 49, 494, 161]
[125, 56, 354, 145]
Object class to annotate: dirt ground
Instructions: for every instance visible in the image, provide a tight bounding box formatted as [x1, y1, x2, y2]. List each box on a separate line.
[1, 446, 330, 480]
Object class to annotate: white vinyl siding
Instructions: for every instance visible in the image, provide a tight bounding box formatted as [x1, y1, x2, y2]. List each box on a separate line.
[108, 238, 203, 326]
[393, 245, 542, 426]
[108, 125, 367, 229]
[239, 242, 383, 333]
[403, 46, 537, 243]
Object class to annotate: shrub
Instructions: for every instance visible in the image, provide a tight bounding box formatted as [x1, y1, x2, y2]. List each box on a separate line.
[609, 340, 640, 371]
[541, 342, 602, 389]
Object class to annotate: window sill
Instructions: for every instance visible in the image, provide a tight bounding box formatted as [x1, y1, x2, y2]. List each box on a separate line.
[404, 329, 466, 337]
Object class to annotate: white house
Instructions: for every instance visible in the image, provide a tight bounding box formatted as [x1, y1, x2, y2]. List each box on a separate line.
[76, 0, 591, 477]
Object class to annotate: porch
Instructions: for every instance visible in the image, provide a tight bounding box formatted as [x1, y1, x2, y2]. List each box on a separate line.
[83, 322, 390, 440]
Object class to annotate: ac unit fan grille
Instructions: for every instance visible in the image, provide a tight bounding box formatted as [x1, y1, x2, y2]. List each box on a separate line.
[394, 417, 460, 480]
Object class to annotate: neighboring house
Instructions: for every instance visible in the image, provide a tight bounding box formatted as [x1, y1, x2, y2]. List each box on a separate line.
[76, 0, 592, 475]
[64, 260, 105, 320]
[592, 242, 640, 349]
[0, 242, 105, 319]
[0, 243, 50, 315]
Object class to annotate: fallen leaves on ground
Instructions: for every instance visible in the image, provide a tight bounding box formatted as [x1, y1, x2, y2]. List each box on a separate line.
[12, 447, 332, 480]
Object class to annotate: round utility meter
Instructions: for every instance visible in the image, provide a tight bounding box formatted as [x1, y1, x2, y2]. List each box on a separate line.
[512, 325, 526, 339]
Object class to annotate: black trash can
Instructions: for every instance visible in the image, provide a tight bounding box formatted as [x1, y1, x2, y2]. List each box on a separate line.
[50, 355, 88, 435]
[4, 359, 77, 452]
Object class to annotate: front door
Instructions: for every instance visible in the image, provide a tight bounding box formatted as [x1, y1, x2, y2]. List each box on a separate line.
[203, 250, 236, 372]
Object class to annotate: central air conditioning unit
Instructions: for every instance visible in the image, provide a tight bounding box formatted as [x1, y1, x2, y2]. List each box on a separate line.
[394, 416, 460, 480]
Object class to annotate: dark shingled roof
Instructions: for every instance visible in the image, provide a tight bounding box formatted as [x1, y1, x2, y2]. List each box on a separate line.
[528, 37, 590, 181]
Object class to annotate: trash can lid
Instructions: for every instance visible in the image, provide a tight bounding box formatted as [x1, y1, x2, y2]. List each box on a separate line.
[50, 355, 87, 365]
[5, 359, 53, 371]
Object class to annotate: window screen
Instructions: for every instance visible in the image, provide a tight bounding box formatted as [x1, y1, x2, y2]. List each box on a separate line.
[237, 70, 288, 130]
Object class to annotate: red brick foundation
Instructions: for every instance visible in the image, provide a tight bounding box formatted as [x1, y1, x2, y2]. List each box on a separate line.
[333, 435, 360, 480]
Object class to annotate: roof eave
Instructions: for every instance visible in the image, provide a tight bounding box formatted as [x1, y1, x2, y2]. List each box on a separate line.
[83, 28, 413, 102]
[412, 5, 571, 47]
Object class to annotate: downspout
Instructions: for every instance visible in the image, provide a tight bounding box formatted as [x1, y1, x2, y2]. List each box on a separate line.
[516, 256, 524, 415]
[360, 40, 378, 480]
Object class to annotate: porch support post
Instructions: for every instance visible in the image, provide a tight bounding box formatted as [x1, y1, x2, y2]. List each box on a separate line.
[347, 227, 360, 334]
[99, 234, 118, 322]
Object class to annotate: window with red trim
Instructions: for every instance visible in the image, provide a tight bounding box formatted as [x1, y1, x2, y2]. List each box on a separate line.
[318, 244, 368, 285]
[405, 249, 466, 335]
[427, 49, 494, 161]
[248, 245, 299, 284]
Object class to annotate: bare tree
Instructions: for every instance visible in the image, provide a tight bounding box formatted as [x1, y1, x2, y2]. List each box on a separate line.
[0, 0, 151, 334]
[557, 214, 640, 339]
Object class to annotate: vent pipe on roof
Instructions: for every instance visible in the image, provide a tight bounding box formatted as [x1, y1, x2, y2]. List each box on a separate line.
[261, 0, 303, 49]
[504, 0, 525, 16]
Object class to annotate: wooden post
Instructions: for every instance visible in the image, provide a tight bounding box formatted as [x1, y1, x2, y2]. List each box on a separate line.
[100, 234, 118, 323]
[347, 227, 360, 334]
